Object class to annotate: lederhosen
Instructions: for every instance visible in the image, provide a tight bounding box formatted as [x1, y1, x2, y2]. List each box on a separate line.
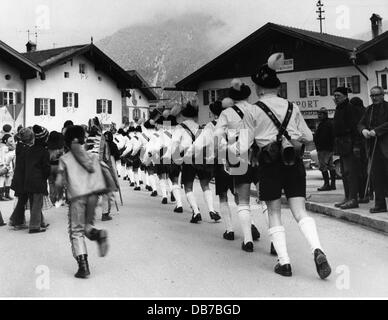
[212, 119, 234, 196]
[226, 105, 259, 187]
[141, 131, 155, 175]
[130, 135, 141, 170]
[123, 136, 134, 168]
[179, 123, 213, 185]
[255, 100, 306, 201]
[162, 130, 181, 180]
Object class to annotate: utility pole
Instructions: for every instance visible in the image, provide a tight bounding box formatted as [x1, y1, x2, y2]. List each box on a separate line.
[316, 0, 325, 34]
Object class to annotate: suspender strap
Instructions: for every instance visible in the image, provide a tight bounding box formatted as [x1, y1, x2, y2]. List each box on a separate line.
[164, 131, 172, 139]
[180, 123, 200, 142]
[211, 120, 217, 126]
[255, 101, 293, 141]
[232, 105, 244, 119]
[141, 133, 150, 142]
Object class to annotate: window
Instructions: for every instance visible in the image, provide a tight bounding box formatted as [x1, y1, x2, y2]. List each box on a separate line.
[338, 76, 353, 93]
[133, 108, 141, 120]
[79, 63, 86, 74]
[330, 75, 360, 95]
[63, 92, 78, 108]
[96, 99, 112, 114]
[64, 72, 69, 78]
[203, 88, 229, 105]
[307, 79, 321, 96]
[2, 91, 15, 105]
[34, 98, 55, 116]
[279, 83, 288, 99]
[39, 98, 49, 115]
[381, 74, 387, 90]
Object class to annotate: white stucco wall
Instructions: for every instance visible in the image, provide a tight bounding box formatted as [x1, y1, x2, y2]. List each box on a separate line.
[0, 59, 25, 130]
[25, 55, 123, 131]
[197, 65, 373, 124]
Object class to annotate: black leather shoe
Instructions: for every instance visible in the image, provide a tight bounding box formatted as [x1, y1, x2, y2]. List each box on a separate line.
[270, 242, 277, 256]
[139, 180, 143, 185]
[314, 249, 331, 279]
[29, 228, 46, 234]
[190, 213, 202, 224]
[150, 191, 158, 197]
[339, 199, 359, 210]
[223, 231, 234, 240]
[171, 193, 176, 202]
[358, 197, 370, 204]
[145, 185, 151, 191]
[369, 207, 388, 213]
[209, 211, 221, 222]
[251, 225, 260, 241]
[274, 263, 292, 277]
[130, 183, 135, 187]
[174, 206, 183, 213]
[317, 184, 331, 192]
[101, 213, 112, 221]
[162, 198, 168, 204]
[74, 254, 90, 279]
[241, 241, 253, 252]
[0, 222, 7, 227]
[334, 199, 348, 208]
[134, 186, 141, 191]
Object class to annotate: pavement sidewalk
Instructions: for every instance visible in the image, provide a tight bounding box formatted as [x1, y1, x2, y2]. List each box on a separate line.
[272, 170, 388, 234]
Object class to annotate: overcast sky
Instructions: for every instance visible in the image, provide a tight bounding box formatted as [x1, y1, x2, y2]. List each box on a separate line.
[1, 0, 388, 52]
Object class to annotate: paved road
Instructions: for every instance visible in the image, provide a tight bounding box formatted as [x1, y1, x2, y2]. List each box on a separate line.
[1, 180, 388, 298]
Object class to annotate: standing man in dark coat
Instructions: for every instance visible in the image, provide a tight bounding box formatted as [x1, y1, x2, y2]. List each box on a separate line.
[24, 125, 51, 233]
[9, 127, 35, 229]
[358, 86, 388, 213]
[333, 87, 361, 209]
[314, 107, 336, 191]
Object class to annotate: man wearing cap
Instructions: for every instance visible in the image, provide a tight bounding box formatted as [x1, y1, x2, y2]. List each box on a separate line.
[333, 87, 361, 209]
[358, 86, 388, 213]
[250, 53, 331, 279]
[313, 107, 336, 191]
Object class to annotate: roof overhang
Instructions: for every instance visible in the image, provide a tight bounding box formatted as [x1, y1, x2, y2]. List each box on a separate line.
[126, 70, 159, 101]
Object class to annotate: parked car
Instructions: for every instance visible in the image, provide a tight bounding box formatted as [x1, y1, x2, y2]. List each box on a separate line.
[308, 149, 342, 178]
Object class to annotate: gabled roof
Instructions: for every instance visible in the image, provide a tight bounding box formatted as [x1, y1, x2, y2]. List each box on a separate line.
[21, 44, 134, 89]
[127, 70, 159, 101]
[0, 40, 41, 77]
[175, 22, 366, 91]
[357, 29, 388, 53]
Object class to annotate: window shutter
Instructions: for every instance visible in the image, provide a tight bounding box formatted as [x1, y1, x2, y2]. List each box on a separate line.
[16, 92, 22, 104]
[0, 92, 3, 106]
[352, 75, 361, 94]
[97, 99, 102, 114]
[299, 80, 307, 98]
[75, 93, 79, 108]
[203, 90, 209, 105]
[63, 92, 67, 107]
[330, 78, 338, 95]
[320, 79, 328, 96]
[35, 98, 40, 116]
[108, 100, 112, 114]
[50, 99, 56, 116]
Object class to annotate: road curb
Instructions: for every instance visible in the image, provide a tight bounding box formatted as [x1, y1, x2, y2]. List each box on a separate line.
[250, 190, 388, 234]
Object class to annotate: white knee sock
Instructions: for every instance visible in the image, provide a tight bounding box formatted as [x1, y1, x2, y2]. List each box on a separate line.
[298, 217, 322, 254]
[172, 185, 183, 207]
[160, 179, 168, 198]
[186, 192, 200, 215]
[268, 226, 290, 265]
[145, 173, 150, 186]
[203, 189, 215, 212]
[134, 172, 140, 186]
[167, 179, 173, 192]
[129, 169, 134, 183]
[125, 167, 130, 178]
[238, 205, 253, 244]
[220, 201, 233, 232]
[150, 175, 157, 191]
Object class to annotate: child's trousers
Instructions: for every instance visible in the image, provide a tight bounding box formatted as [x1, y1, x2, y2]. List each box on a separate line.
[68, 194, 98, 258]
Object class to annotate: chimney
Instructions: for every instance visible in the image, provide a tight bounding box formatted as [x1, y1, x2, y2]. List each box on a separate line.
[26, 40, 37, 53]
[370, 13, 383, 39]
